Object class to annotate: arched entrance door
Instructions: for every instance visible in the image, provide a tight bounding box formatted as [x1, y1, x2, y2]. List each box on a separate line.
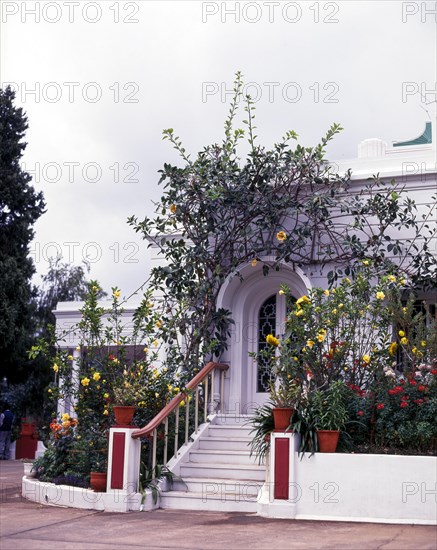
[216, 259, 311, 414]
[246, 292, 288, 410]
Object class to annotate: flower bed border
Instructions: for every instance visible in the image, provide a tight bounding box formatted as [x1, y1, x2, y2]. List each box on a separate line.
[22, 475, 158, 513]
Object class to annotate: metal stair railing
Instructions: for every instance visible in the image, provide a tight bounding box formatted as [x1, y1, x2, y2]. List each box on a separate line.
[131, 361, 229, 477]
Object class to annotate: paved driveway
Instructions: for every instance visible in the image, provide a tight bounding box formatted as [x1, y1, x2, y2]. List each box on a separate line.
[1, 461, 436, 550]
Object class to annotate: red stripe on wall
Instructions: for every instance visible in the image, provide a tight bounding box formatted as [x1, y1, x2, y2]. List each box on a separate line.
[111, 432, 126, 490]
[274, 437, 290, 500]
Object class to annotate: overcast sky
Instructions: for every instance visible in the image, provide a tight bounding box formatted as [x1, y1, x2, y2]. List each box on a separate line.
[1, 0, 436, 298]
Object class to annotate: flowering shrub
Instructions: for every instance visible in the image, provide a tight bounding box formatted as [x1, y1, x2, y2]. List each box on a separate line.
[31, 281, 182, 483]
[256, 263, 437, 455]
[258, 263, 398, 401]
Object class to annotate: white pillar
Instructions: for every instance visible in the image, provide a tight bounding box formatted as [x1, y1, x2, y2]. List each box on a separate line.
[107, 427, 141, 503]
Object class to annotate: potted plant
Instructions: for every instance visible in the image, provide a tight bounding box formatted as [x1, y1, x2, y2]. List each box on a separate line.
[87, 430, 108, 492]
[312, 380, 349, 452]
[111, 359, 150, 426]
[248, 403, 275, 464]
[269, 380, 301, 430]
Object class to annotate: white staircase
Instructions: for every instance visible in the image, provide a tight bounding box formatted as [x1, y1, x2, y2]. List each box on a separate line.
[160, 414, 266, 513]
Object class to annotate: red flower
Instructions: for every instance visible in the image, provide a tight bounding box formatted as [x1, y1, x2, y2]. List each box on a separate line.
[376, 403, 385, 410]
[357, 410, 364, 417]
[431, 369, 437, 375]
[414, 399, 424, 405]
[400, 401, 408, 408]
[409, 379, 417, 386]
[418, 385, 426, 392]
[401, 394, 408, 401]
[388, 389, 397, 395]
[108, 354, 116, 361]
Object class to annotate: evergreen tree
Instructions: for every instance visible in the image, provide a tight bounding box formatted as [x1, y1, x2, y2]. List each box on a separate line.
[0, 86, 45, 384]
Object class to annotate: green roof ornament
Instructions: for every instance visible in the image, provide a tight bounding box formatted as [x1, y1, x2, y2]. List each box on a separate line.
[393, 121, 432, 147]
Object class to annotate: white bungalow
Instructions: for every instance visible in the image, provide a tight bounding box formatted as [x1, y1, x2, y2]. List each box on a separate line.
[43, 125, 436, 522]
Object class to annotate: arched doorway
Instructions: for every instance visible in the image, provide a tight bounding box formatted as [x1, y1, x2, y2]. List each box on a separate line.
[217, 259, 311, 414]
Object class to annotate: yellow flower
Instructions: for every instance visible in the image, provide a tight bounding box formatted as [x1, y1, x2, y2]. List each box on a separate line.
[400, 337, 408, 345]
[332, 309, 337, 315]
[113, 289, 121, 299]
[293, 357, 298, 362]
[306, 340, 315, 349]
[170, 204, 177, 214]
[344, 278, 351, 284]
[93, 372, 101, 381]
[103, 410, 109, 416]
[317, 334, 325, 343]
[412, 347, 418, 354]
[266, 334, 280, 347]
[143, 347, 148, 354]
[400, 279, 406, 285]
[153, 340, 158, 347]
[61, 413, 70, 422]
[388, 275, 396, 283]
[53, 364, 59, 373]
[398, 330, 405, 337]
[167, 385, 173, 392]
[362, 355, 371, 364]
[338, 303, 344, 309]
[62, 421, 71, 429]
[376, 292, 385, 300]
[156, 320, 162, 329]
[295, 309, 304, 317]
[180, 400, 186, 407]
[155, 392, 160, 398]
[75, 345, 81, 351]
[296, 295, 311, 306]
[323, 289, 330, 296]
[81, 377, 90, 387]
[276, 231, 287, 242]
[92, 285, 99, 292]
[104, 393, 109, 399]
[67, 355, 74, 361]
[402, 307, 407, 313]
[278, 289, 285, 295]
[251, 259, 257, 267]
[362, 260, 370, 266]
[421, 341, 426, 347]
[388, 342, 398, 356]
[48, 388, 52, 393]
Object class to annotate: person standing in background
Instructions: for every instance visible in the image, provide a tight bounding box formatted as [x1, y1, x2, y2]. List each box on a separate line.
[0, 405, 14, 459]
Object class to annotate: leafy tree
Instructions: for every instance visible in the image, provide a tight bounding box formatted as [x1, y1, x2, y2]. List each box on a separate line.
[37, 257, 106, 336]
[0, 86, 45, 384]
[129, 72, 436, 376]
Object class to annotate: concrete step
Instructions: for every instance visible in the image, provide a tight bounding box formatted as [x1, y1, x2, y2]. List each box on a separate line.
[160, 490, 258, 513]
[207, 425, 253, 438]
[172, 476, 263, 497]
[212, 414, 254, 426]
[180, 462, 265, 481]
[188, 449, 258, 465]
[198, 435, 252, 451]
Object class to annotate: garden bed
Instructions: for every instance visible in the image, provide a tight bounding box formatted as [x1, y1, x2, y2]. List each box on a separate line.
[22, 474, 158, 513]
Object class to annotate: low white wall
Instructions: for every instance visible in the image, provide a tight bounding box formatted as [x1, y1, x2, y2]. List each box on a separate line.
[258, 442, 437, 524]
[22, 476, 158, 513]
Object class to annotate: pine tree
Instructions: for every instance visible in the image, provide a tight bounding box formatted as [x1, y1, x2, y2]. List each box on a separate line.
[0, 86, 45, 383]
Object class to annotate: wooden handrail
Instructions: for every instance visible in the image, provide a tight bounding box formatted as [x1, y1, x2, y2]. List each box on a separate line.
[131, 361, 229, 439]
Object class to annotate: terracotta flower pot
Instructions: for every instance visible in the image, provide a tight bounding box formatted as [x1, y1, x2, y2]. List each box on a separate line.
[21, 422, 36, 436]
[317, 429, 340, 452]
[272, 407, 294, 431]
[90, 471, 107, 492]
[113, 405, 136, 426]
